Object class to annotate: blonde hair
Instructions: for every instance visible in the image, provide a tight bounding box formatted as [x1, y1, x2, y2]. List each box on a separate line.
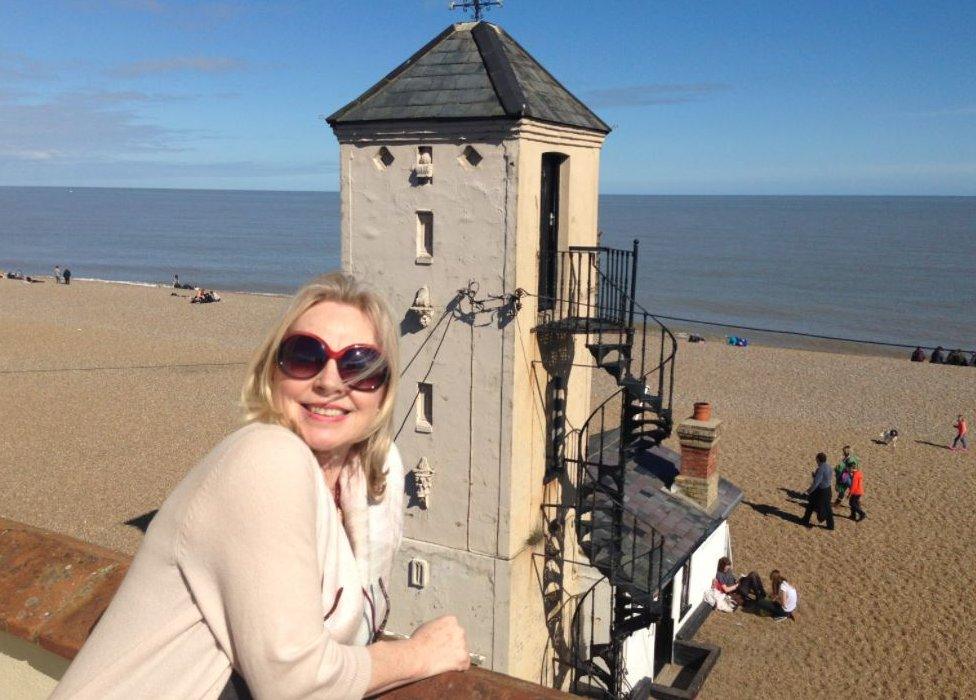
[241, 271, 399, 500]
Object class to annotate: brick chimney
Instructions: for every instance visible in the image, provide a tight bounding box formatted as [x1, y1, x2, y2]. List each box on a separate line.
[675, 413, 723, 510]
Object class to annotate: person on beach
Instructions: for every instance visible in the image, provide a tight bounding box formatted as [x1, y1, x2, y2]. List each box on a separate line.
[833, 446, 858, 506]
[930, 346, 945, 364]
[62, 267, 71, 285]
[947, 349, 968, 366]
[54, 265, 62, 284]
[848, 463, 866, 522]
[173, 274, 180, 288]
[768, 570, 797, 622]
[714, 557, 766, 608]
[951, 414, 968, 451]
[53, 272, 469, 700]
[911, 346, 926, 362]
[801, 452, 834, 530]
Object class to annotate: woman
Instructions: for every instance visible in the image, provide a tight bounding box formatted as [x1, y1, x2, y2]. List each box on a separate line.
[54, 272, 469, 699]
[714, 557, 766, 607]
[768, 570, 797, 622]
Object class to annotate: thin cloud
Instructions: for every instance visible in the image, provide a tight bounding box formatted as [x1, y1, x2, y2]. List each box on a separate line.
[66, 90, 240, 103]
[585, 83, 730, 108]
[906, 105, 976, 118]
[97, 1, 246, 30]
[0, 53, 56, 81]
[0, 91, 189, 162]
[109, 56, 247, 78]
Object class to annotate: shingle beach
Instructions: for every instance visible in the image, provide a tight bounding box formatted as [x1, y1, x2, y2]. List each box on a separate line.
[3, 277, 974, 697]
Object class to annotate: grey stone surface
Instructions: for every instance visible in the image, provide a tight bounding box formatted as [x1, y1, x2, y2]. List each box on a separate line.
[328, 22, 609, 133]
[586, 432, 742, 588]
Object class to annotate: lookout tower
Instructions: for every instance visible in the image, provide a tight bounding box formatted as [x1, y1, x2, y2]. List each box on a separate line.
[327, 20, 716, 697]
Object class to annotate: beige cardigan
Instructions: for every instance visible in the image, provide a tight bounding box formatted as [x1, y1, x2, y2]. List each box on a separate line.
[53, 422, 404, 699]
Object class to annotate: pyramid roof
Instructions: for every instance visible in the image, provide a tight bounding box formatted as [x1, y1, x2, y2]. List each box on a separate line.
[327, 21, 609, 134]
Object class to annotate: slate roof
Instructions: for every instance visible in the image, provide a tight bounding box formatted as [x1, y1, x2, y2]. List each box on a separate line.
[327, 21, 609, 133]
[586, 432, 743, 589]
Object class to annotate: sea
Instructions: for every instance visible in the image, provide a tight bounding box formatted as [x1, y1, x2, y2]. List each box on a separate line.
[1, 186, 974, 353]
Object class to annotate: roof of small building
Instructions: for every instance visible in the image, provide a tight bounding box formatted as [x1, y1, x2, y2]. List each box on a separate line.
[586, 431, 743, 589]
[626, 445, 742, 586]
[327, 21, 610, 133]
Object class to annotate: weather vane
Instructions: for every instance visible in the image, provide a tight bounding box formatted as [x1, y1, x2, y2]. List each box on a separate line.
[449, 0, 503, 21]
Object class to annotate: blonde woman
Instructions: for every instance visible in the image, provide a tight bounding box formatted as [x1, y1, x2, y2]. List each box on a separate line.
[54, 272, 469, 699]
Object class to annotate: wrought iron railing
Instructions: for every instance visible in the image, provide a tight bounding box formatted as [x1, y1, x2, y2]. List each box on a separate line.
[535, 240, 679, 697]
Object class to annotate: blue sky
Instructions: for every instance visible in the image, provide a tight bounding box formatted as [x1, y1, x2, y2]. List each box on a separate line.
[1, 0, 973, 194]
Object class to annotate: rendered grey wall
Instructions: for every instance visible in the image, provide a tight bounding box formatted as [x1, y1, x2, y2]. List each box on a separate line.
[336, 121, 522, 665]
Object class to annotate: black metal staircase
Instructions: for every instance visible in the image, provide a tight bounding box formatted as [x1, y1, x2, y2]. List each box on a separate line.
[536, 242, 677, 698]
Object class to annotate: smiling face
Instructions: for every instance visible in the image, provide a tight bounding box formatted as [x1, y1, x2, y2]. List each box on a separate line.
[273, 300, 386, 464]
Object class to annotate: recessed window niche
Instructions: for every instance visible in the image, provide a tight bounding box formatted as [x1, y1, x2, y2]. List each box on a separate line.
[415, 210, 433, 265]
[373, 146, 394, 171]
[415, 382, 433, 433]
[414, 146, 433, 181]
[459, 145, 483, 169]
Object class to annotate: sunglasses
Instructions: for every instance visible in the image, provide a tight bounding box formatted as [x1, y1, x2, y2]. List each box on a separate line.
[276, 333, 388, 392]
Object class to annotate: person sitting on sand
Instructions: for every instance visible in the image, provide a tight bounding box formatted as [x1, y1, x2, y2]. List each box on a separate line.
[714, 557, 766, 608]
[951, 414, 968, 451]
[930, 346, 945, 364]
[946, 349, 968, 366]
[833, 446, 858, 506]
[911, 347, 926, 362]
[190, 287, 206, 303]
[769, 570, 797, 621]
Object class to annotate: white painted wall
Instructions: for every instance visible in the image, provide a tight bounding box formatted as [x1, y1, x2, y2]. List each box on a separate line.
[676, 522, 731, 634]
[622, 521, 732, 686]
[333, 118, 606, 678]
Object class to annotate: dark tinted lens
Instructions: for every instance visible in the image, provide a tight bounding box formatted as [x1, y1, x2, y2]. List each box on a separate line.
[337, 346, 387, 391]
[278, 335, 326, 379]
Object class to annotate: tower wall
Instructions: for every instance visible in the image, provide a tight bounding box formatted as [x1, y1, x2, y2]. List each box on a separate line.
[334, 117, 605, 681]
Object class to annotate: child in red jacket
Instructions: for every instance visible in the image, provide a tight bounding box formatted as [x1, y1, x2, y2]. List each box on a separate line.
[848, 465, 866, 522]
[951, 415, 968, 451]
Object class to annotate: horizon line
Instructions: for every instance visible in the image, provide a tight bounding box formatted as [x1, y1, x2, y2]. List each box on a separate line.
[1, 184, 973, 198]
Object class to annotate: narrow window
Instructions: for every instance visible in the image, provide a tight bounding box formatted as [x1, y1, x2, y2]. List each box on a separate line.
[416, 211, 433, 264]
[679, 559, 692, 618]
[415, 382, 433, 433]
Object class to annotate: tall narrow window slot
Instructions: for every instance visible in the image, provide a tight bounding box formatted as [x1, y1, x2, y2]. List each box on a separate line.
[415, 382, 433, 433]
[538, 153, 565, 311]
[416, 211, 433, 265]
[679, 559, 692, 618]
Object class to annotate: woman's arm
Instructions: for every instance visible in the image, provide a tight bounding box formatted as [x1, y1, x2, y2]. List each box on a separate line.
[179, 429, 374, 699]
[365, 616, 469, 695]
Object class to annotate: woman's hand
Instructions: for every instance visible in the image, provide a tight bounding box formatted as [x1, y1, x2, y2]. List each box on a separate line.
[409, 615, 471, 677]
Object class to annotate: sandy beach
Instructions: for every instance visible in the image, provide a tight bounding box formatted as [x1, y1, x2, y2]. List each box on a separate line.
[2, 278, 974, 697]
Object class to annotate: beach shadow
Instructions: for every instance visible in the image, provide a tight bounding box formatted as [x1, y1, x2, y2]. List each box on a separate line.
[914, 440, 948, 450]
[742, 500, 805, 525]
[124, 510, 158, 533]
[778, 487, 808, 505]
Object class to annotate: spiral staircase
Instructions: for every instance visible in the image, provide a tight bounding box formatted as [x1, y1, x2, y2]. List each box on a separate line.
[535, 242, 677, 698]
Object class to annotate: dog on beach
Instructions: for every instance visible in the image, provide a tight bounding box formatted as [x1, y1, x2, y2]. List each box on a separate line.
[878, 427, 899, 447]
